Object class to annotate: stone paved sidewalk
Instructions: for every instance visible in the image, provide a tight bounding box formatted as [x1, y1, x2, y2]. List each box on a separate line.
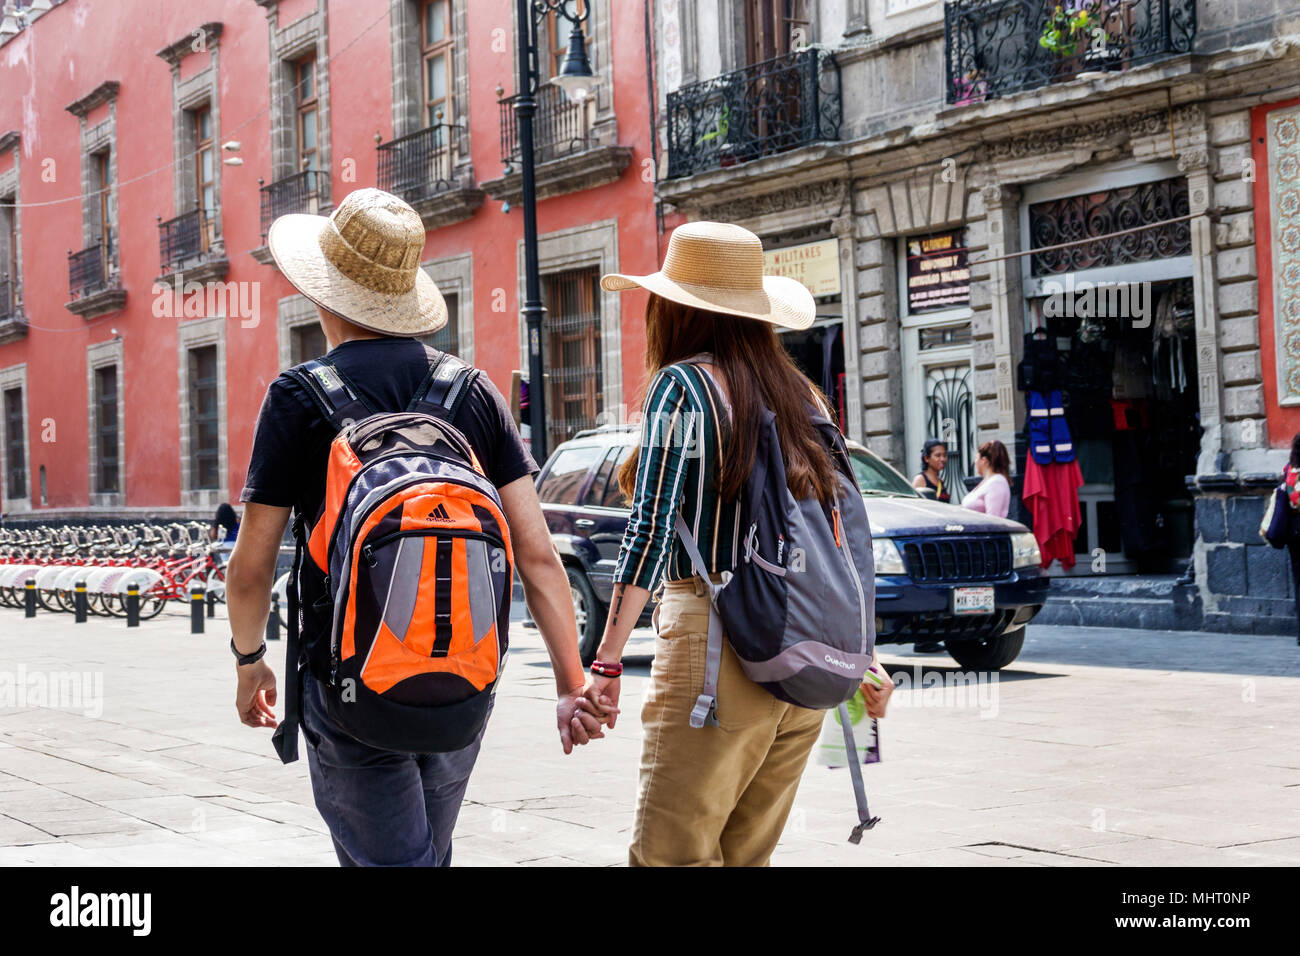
[1, 601, 1298, 866]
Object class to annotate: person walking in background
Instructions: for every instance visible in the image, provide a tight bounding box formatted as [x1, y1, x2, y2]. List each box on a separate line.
[962, 440, 1012, 519]
[210, 503, 240, 544]
[580, 222, 893, 867]
[1284, 434, 1300, 646]
[912, 439, 951, 502]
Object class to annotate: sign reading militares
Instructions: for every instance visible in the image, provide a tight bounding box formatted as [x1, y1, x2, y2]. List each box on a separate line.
[907, 230, 970, 313]
[764, 238, 841, 297]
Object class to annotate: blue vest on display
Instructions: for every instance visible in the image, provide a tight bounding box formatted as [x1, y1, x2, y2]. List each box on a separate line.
[1028, 390, 1075, 465]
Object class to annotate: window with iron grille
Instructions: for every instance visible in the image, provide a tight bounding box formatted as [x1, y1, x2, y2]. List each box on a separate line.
[290, 323, 328, 366]
[188, 345, 219, 490]
[4, 386, 24, 500]
[418, 292, 459, 357]
[94, 364, 119, 495]
[542, 268, 602, 452]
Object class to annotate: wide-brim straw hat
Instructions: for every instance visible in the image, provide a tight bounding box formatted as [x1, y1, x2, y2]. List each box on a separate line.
[268, 187, 446, 336]
[600, 221, 815, 330]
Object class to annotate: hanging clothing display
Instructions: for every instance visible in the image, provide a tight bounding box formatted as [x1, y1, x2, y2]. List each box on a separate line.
[1027, 390, 1075, 464]
[1022, 455, 1085, 570]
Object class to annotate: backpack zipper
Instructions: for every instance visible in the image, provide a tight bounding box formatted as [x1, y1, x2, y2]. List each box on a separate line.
[834, 502, 869, 656]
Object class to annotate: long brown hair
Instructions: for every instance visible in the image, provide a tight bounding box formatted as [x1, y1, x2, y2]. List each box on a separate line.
[979, 439, 1011, 478]
[618, 294, 839, 504]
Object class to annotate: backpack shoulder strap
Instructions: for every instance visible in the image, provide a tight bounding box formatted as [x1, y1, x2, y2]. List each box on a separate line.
[285, 360, 375, 432]
[408, 352, 480, 421]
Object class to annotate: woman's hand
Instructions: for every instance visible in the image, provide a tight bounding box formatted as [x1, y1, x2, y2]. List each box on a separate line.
[580, 674, 621, 729]
[862, 667, 894, 719]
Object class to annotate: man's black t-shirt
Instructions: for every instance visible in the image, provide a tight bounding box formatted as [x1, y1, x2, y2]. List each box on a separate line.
[240, 337, 537, 673]
[240, 337, 537, 522]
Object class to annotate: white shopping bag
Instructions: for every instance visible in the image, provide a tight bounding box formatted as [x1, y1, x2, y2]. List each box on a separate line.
[816, 686, 881, 768]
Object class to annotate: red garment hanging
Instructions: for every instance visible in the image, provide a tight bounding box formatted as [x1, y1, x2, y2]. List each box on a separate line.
[1022, 456, 1084, 570]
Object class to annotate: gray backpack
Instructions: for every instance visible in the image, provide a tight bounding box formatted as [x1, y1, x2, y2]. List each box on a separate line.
[675, 363, 880, 841]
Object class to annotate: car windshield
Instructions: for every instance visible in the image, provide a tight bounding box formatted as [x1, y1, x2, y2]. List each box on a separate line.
[849, 448, 921, 497]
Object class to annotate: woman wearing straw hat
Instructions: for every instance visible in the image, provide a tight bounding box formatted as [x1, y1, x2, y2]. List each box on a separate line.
[583, 221, 893, 866]
[226, 187, 607, 867]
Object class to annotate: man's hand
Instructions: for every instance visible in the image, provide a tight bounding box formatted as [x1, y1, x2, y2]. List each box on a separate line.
[862, 667, 894, 719]
[556, 688, 616, 754]
[580, 674, 620, 730]
[236, 660, 279, 729]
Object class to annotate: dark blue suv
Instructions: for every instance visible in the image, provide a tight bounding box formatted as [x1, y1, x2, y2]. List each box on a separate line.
[536, 426, 1049, 669]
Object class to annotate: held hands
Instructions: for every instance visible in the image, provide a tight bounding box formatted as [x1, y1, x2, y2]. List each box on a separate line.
[557, 681, 620, 755]
[861, 666, 895, 719]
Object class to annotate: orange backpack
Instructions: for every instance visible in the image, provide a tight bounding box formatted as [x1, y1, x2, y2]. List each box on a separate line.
[271, 354, 512, 764]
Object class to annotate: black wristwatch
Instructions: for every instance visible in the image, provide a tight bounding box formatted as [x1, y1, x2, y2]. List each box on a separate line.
[231, 639, 268, 666]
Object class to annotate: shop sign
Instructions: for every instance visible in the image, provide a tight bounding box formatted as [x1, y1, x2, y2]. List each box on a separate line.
[764, 238, 841, 297]
[907, 230, 970, 313]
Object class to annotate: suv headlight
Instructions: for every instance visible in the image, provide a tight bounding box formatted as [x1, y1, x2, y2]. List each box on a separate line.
[1011, 532, 1041, 569]
[872, 537, 906, 575]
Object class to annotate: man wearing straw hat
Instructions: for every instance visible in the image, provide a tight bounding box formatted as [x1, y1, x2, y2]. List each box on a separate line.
[225, 187, 610, 866]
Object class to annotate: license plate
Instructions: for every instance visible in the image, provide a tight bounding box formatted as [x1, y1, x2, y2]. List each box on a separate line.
[953, 586, 995, 616]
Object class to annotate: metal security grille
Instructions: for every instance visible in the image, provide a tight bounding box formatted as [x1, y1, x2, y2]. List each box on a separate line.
[377, 124, 457, 204]
[259, 170, 318, 241]
[94, 365, 119, 494]
[158, 206, 207, 275]
[4, 386, 24, 500]
[902, 536, 1012, 583]
[68, 228, 115, 301]
[1028, 177, 1192, 275]
[542, 268, 602, 453]
[188, 346, 219, 490]
[498, 84, 594, 165]
[925, 363, 974, 494]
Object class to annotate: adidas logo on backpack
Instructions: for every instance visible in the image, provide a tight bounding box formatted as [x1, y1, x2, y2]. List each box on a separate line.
[271, 352, 513, 764]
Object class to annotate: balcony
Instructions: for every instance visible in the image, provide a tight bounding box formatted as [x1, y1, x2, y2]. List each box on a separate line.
[944, 0, 1198, 106]
[479, 84, 632, 205]
[0, 276, 25, 344]
[376, 123, 484, 230]
[253, 169, 319, 264]
[157, 204, 228, 285]
[665, 47, 842, 180]
[65, 229, 125, 319]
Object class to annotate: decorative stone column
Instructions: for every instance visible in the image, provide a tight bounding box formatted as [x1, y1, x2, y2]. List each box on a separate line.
[977, 183, 1023, 448]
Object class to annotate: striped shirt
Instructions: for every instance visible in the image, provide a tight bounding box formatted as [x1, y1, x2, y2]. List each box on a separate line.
[613, 361, 741, 591]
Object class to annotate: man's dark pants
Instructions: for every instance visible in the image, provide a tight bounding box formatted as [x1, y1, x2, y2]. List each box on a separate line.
[300, 671, 491, 866]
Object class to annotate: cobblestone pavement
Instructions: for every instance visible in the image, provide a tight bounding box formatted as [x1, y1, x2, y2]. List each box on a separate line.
[1, 600, 1298, 866]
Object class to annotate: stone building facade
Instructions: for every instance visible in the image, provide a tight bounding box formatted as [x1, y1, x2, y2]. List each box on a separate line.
[652, 0, 1300, 633]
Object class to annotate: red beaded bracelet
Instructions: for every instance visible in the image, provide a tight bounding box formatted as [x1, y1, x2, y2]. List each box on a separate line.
[590, 660, 623, 677]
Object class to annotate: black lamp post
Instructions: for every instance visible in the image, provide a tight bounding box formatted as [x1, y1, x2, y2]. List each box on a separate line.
[515, 0, 595, 464]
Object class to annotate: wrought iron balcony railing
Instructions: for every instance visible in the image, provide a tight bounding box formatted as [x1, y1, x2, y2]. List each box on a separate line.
[0, 277, 13, 319]
[259, 169, 318, 241]
[498, 83, 595, 166]
[158, 205, 213, 275]
[944, 0, 1197, 106]
[68, 229, 117, 301]
[377, 123, 457, 204]
[665, 47, 841, 180]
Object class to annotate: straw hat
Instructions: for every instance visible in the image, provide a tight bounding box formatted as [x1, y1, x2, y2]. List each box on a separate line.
[267, 187, 447, 336]
[600, 221, 815, 330]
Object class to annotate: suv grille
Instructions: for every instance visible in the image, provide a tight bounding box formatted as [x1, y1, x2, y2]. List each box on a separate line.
[901, 536, 1012, 583]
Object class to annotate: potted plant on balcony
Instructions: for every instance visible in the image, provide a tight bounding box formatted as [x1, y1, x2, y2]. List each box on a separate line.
[1038, 3, 1097, 57]
[700, 103, 735, 166]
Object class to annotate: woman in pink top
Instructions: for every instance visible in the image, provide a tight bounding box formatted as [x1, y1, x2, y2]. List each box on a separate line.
[962, 440, 1011, 518]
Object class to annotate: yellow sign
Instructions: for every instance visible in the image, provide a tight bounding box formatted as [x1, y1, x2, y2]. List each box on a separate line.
[764, 238, 841, 297]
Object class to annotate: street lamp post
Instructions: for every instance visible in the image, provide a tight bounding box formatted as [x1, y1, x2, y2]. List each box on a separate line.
[515, 0, 595, 465]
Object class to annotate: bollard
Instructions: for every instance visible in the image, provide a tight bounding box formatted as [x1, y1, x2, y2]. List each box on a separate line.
[24, 579, 36, 618]
[191, 587, 205, 634]
[125, 584, 140, 628]
[74, 581, 87, 624]
[207, 588, 216, 619]
[265, 593, 281, 642]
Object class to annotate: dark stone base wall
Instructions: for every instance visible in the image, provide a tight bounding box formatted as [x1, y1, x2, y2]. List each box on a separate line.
[1192, 479, 1296, 636]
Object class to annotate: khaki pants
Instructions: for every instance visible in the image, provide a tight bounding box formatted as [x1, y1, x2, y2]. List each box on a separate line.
[629, 575, 825, 867]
